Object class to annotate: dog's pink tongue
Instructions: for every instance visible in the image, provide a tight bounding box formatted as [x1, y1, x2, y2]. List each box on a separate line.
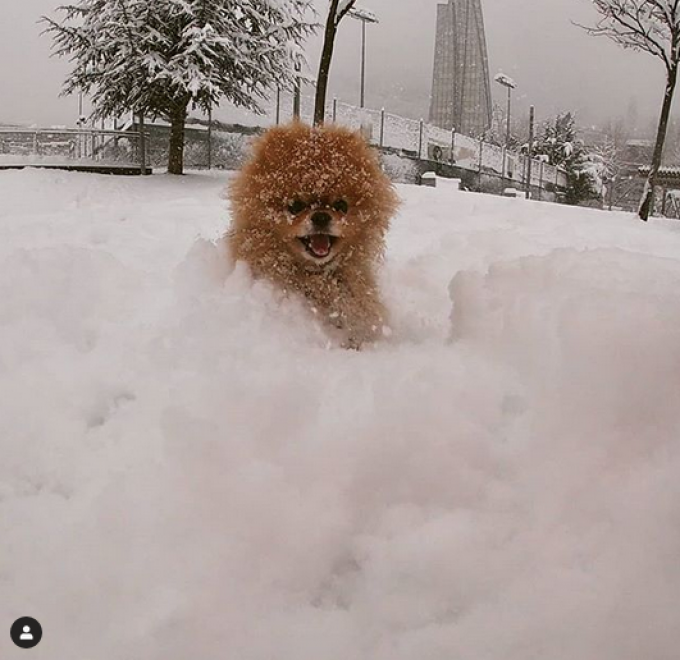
[310, 234, 331, 257]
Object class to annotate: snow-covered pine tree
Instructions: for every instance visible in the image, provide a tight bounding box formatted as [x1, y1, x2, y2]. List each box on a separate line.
[534, 113, 600, 205]
[591, 119, 631, 209]
[42, 0, 316, 174]
[581, 1, 680, 220]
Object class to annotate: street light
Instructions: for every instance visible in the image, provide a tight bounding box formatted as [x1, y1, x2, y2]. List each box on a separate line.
[494, 72, 516, 146]
[349, 5, 379, 108]
[494, 72, 517, 185]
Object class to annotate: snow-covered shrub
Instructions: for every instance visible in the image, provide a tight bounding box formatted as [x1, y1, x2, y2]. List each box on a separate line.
[534, 113, 600, 205]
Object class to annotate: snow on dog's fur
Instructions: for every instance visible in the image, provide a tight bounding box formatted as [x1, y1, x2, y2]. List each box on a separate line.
[227, 122, 400, 348]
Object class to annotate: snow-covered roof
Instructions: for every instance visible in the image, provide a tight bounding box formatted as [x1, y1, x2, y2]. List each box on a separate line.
[637, 166, 680, 183]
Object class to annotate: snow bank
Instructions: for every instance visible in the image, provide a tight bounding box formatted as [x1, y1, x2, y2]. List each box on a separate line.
[449, 247, 680, 657]
[1, 169, 680, 660]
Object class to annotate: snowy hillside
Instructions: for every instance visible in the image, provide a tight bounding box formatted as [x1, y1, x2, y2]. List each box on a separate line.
[2, 168, 680, 660]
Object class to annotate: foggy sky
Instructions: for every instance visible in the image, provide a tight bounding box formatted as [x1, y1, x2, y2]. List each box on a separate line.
[0, 0, 669, 132]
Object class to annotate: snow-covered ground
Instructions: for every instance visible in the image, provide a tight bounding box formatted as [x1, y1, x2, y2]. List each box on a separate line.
[2, 168, 680, 660]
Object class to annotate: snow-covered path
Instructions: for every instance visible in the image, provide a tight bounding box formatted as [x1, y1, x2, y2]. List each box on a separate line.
[2, 169, 680, 660]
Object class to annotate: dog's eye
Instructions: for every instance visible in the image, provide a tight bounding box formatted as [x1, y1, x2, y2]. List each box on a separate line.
[287, 199, 307, 215]
[332, 199, 349, 214]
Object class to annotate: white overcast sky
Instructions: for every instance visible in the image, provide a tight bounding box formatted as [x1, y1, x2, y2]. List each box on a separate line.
[0, 0, 669, 132]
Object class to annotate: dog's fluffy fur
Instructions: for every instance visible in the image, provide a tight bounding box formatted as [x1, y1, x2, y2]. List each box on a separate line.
[227, 122, 399, 348]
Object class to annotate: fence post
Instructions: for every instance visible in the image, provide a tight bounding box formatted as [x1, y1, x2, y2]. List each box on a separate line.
[450, 128, 456, 164]
[525, 105, 535, 198]
[99, 118, 105, 161]
[380, 108, 385, 148]
[478, 139, 484, 190]
[90, 118, 96, 160]
[138, 113, 147, 174]
[293, 64, 301, 120]
[275, 88, 281, 125]
[418, 118, 424, 159]
[333, 98, 338, 123]
[662, 186, 668, 216]
[207, 104, 212, 170]
[539, 160, 544, 201]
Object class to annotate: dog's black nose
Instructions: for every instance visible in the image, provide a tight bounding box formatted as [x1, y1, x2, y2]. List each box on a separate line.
[311, 211, 331, 229]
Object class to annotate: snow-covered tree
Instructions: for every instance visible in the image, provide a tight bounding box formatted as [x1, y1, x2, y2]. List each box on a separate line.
[485, 102, 530, 149]
[595, 119, 629, 178]
[534, 113, 600, 205]
[314, 0, 358, 125]
[43, 0, 315, 174]
[581, 1, 680, 220]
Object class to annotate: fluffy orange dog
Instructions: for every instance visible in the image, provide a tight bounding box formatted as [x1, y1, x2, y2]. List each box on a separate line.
[228, 122, 399, 348]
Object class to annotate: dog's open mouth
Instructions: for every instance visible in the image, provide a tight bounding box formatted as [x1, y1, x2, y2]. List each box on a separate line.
[299, 234, 337, 259]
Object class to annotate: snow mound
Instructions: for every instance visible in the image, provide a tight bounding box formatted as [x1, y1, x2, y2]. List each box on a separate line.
[451, 247, 680, 403]
[1, 169, 680, 660]
[446, 247, 680, 658]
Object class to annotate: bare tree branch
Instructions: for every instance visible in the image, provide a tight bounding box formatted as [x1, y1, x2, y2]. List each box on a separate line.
[578, 0, 680, 219]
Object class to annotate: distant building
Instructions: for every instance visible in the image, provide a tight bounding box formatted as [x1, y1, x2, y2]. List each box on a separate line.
[429, 0, 492, 137]
[623, 138, 654, 166]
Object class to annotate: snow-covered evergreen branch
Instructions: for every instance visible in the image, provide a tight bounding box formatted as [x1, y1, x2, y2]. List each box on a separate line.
[581, 0, 680, 72]
[42, 0, 317, 173]
[42, 0, 316, 120]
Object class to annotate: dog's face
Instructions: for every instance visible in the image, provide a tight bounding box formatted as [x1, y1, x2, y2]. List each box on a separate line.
[229, 123, 399, 272]
[279, 194, 353, 267]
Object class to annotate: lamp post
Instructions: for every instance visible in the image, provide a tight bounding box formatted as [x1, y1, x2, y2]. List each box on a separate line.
[494, 73, 516, 186]
[349, 5, 379, 108]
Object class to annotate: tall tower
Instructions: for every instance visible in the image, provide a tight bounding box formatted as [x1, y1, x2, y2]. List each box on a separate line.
[429, 0, 492, 137]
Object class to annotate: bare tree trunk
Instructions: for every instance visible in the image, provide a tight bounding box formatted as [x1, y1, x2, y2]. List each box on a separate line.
[168, 100, 189, 175]
[639, 64, 678, 221]
[314, 0, 341, 126]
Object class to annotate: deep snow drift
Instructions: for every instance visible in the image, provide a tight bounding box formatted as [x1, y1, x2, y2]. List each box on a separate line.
[1, 168, 680, 660]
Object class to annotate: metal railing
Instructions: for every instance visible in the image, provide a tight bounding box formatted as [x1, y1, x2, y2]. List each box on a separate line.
[0, 127, 149, 170]
[0, 101, 567, 193]
[265, 93, 568, 192]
